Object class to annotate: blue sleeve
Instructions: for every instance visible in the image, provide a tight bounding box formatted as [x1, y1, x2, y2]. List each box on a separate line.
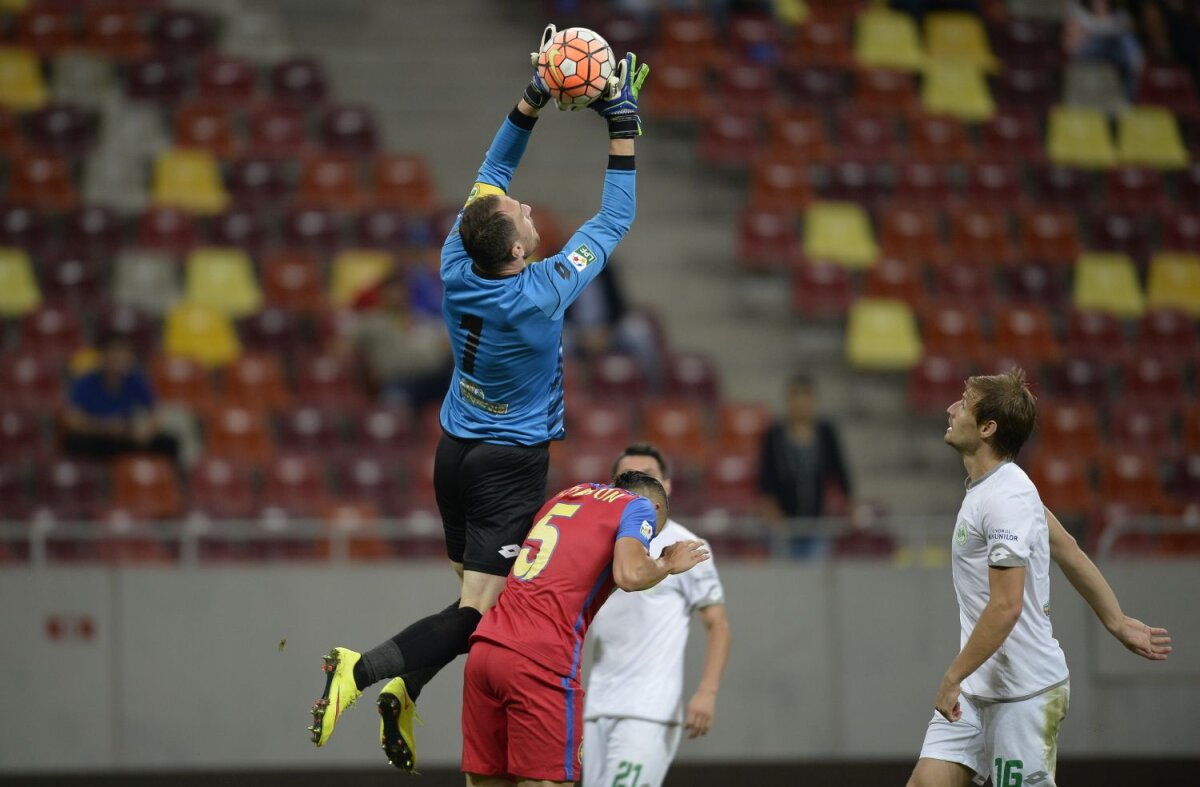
[519, 166, 636, 320]
[614, 495, 655, 549]
[130, 370, 155, 409]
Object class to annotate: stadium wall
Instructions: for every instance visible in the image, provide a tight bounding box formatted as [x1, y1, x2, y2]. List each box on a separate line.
[2, 561, 1197, 774]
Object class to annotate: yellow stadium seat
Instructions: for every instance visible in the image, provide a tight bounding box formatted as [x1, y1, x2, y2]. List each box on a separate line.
[803, 201, 879, 269]
[152, 149, 229, 215]
[0, 247, 41, 317]
[1117, 107, 1188, 169]
[185, 247, 263, 318]
[921, 63, 994, 121]
[1046, 106, 1115, 169]
[845, 298, 923, 370]
[330, 249, 395, 306]
[855, 9, 923, 71]
[0, 47, 47, 111]
[1146, 253, 1200, 317]
[1073, 253, 1144, 318]
[925, 12, 997, 71]
[164, 301, 241, 368]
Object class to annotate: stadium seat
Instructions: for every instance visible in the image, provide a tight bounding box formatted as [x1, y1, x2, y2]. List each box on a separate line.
[1027, 455, 1094, 517]
[1030, 164, 1094, 207]
[1037, 402, 1103, 465]
[12, 7, 75, 56]
[893, 160, 952, 209]
[906, 353, 969, 413]
[205, 405, 274, 468]
[184, 247, 262, 318]
[135, 206, 199, 256]
[1089, 210, 1153, 265]
[823, 157, 883, 207]
[0, 46, 49, 111]
[207, 207, 268, 256]
[261, 455, 328, 518]
[239, 307, 306, 358]
[1109, 400, 1175, 455]
[641, 60, 707, 121]
[763, 108, 828, 167]
[1047, 355, 1111, 403]
[337, 455, 406, 517]
[717, 63, 778, 115]
[716, 401, 772, 454]
[247, 103, 308, 160]
[1104, 166, 1167, 215]
[63, 204, 123, 258]
[123, 54, 186, 105]
[924, 12, 997, 70]
[1117, 106, 1188, 169]
[1139, 65, 1199, 116]
[1099, 452, 1165, 508]
[1135, 309, 1197, 364]
[0, 205, 53, 255]
[845, 298, 922, 370]
[658, 10, 722, 69]
[748, 157, 813, 215]
[188, 455, 259, 519]
[965, 161, 1022, 208]
[196, 54, 257, 105]
[788, 16, 853, 69]
[372, 153, 438, 214]
[226, 156, 289, 209]
[918, 301, 987, 361]
[803, 201, 878, 269]
[1072, 253, 1144, 318]
[699, 452, 761, 518]
[879, 205, 942, 264]
[0, 106, 20, 154]
[113, 454, 182, 520]
[979, 109, 1042, 163]
[277, 404, 340, 459]
[1145, 253, 1200, 317]
[697, 112, 761, 166]
[1018, 208, 1080, 264]
[112, 249, 181, 316]
[34, 458, 106, 521]
[270, 57, 329, 105]
[643, 400, 711, 470]
[854, 8, 923, 71]
[726, 10, 779, 62]
[992, 66, 1056, 115]
[297, 152, 366, 209]
[1065, 310, 1128, 362]
[352, 405, 414, 464]
[295, 354, 366, 410]
[663, 352, 721, 403]
[262, 251, 325, 314]
[864, 256, 923, 306]
[1169, 453, 1200, 514]
[0, 404, 47, 464]
[26, 103, 98, 156]
[0, 247, 42, 318]
[993, 304, 1060, 363]
[791, 261, 855, 317]
[51, 54, 116, 109]
[163, 301, 240, 368]
[588, 353, 649, 402]
[1121, 356, 1185, 409]
[149, 353, 214, 413]
[1186, 405, 1200, 453]
[737, 206, 796, 271]
[220, 354, 290, 413]
[329, 249, 393, 307]
[921, 63, 995, 121]
[281, 208, 342, 257]
[1046, 106, 1116, 169]
[1160, 211, 1200, 254]
[565, 400, 634, 451]
[855, 68, 918, 114]
[355, 208, 415, 250]
[39, 249, 103, 308]
[8, 151, 77, 210]
[152, 148, 229, 215]
[948, 206, 1015, 265]
[783, 65, 851, 107]
[172, 101, 237, 157]
[908, 113, 972, 163]
[1063, 61, 1125, 116]
[0, 463, 32, 521]
[19, 304, 83, 364]
[932, 262, 997, 309]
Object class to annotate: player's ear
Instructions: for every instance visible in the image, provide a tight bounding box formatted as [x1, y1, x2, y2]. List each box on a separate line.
[979, 419, 998, 439]
[510, 240, 524, 261]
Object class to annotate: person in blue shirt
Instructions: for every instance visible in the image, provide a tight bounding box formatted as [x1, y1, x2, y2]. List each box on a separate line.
[62, 333, 178, 462]
[309, 30, 650, 772]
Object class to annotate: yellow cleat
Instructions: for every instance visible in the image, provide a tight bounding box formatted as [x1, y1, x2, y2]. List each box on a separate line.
[308, 647, 363, 747]
[378, 676, 422, 771]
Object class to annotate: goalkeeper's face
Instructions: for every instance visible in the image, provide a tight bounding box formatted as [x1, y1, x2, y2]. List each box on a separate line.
[499, 196, 540, 263]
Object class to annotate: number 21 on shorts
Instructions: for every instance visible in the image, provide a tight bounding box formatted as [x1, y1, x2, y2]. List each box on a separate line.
[512, 503, 580, 582]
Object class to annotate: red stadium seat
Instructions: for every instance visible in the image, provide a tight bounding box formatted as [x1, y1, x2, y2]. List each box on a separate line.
[207, 208, 268, 255]
[337, 456, 407, 516]
[737, 206, 796, 271]
[765, 107, 831, 166]
[95, 304, 157, 356]
[295, 354, 366, 410]
[320, 104, 379, 155]
[727, 11, 780, 62]
[19, 305, 84, 365]
[188, 455, 259, 519]
[1037, 402, 1103, 464]
[909, 114, 972, 163]
[150, 10, 215, 58]
[566, 400, 634, 451]
[220, 354, 291, 413]
[247, 104, 308, 160]
[949, 207, 1015, 266]
[932, 262, 997, 309]
[34, 459, 107, 521]
[994, 305, 1061, 363]
[657, 10, 723, 69]
[1172, 454, 1200, 505]
[697, 112, 761, 166]
[919, 302, 987, 361]
[239, 308, 306, 358]
[641, 60, 707, 121]
[993, 18, 1063, 71]
[1028, 455, 1094, 517]
[588, 353, 648, 402]
[1138, 65, 1200, 118]
[0, 352, 63, 415]
[717, 63, 778, 115]
[699, 452, 761, 517]
[1099, 453, 1165, 507]
[906, 354, 970, 414]
[262, 251, 325, 314]
[355, 208, 416, 250]
[261, 456, 328, 518]
[150, 354, 215, 413]
[0, 463, 32, 522]
[226, 156, 290, 210]
[277, 405, 342, 460]
[643, 400, 711, 470]
[879, 206, 943, 264]
[788, 16, 853, 69]
[173, 101, 237, 158]
[716, 401, 772, 454]
[124, 55, 187, 105]
[206, 405, 274, 468]
[964, 161, 1023, 208]
[854, 68, 917, 113]
[823, 157, 882, 207]
[1003, 263, 1069, 306]
[26, 104, 98, 157]
[113, 454, 182, 520]
[1135, 310, 1198, 365]
[837, 107, 901, 162]
[296, 152, 366, 210]
[351, 405, 415, 463]
[893, 160, 952, 208]
[1065, 310, 1128, 362]
[864, 256, 924, 306]
[791, 261, 855, 317]
[373, 154, 439, 214]
[0, 407, 48, 464]
[1047, 355, 1111, 403]
[63, 204, 124, 258]
[1088, 210, 1153, 265]
[663, 352, 721, 403]
[748, 157, 813, 215]
[1105, 167, 1168, 215]
[9, 152, 77, 211]
[270, 58, 329, 106]
[281, 208, 343, 257]
[81, 7, 148, 60]
[1109, 400, 1175, 455]
[1175, 163, 1200, 207]
[136, 205, 199, 255]
[979, 109, 1042, 163]
[991, 66, 1056, 113]
[196, 55, 258, 105]
[1030, 164, 1094, 208]
[783, 65, 851, 107]
[12, 7, 75, 56]
[1120, 356, 1186, 409]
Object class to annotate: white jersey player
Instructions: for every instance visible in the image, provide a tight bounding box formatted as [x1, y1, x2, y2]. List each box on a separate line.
[908, 369, 1172, 787]
[584, 444, 731, 787]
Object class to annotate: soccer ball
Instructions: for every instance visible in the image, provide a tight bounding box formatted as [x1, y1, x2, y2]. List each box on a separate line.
[537, 27, 615, 110]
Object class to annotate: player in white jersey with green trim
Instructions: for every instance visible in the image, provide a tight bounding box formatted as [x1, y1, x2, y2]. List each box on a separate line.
[584, 443, 731, 787]
[909, 369, 1173, 787]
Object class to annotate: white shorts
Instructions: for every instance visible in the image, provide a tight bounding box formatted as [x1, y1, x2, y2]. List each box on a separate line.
[919, 683, 1070, 786]
[582, 717, 682, 787]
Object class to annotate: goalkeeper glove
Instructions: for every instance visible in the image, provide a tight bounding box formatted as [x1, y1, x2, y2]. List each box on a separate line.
[590, 52, 650, 139]
[523, 24, 557, 110]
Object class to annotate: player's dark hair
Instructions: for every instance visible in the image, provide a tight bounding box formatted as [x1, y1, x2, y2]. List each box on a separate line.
[459, 195, 518, 273]
[610, 442, 670, 480]
[966, 367, 1038, 460]
[613, 470, 669, 513]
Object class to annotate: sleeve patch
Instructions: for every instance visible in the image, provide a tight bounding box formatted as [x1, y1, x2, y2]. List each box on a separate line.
[988, 542, 1028, 568]
[465, 182, 505, 208]
[567, 243, 597, 272]
[639, 520, 653, 540]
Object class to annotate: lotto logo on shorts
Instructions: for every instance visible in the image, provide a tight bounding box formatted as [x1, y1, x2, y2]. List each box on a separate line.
[498, 544, 520, 558]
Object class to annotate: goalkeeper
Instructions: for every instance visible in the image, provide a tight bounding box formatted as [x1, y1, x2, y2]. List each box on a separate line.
[307, 25, 650, 773]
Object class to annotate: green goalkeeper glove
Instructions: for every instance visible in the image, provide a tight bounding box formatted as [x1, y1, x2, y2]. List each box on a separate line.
[590, 52, 650, 138]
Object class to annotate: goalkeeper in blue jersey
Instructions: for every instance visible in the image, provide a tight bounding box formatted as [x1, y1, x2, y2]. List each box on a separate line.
[308, 26, 649, 772]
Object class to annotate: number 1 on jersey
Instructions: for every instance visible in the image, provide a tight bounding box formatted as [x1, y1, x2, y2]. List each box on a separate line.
[513, 503, 581, 582]
[460, 313, 484, 374]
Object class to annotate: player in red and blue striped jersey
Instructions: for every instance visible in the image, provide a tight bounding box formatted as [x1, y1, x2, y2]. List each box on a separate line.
[462, 471, 709, 786]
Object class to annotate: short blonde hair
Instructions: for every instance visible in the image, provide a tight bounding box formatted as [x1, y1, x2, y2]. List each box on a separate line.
[966, 368, 1037, 460]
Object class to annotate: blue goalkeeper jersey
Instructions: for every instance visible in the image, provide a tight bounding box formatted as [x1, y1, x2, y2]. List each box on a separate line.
[439, 110, 636, 446]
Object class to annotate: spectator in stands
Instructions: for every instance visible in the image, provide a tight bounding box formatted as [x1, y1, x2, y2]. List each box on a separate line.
[564, 261, 628, 359]
[1136, 0, 1200, 89]
[758, 373, 851, 523]
[62, 333, 179, 461]
[340, 272, 452, 408]
[1065, 0, 1145, 99]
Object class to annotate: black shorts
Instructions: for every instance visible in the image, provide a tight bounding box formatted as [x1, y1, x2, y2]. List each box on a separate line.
[434, 432, 550, 576]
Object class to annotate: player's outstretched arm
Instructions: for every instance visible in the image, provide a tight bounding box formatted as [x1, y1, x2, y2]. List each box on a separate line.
[1046, 507, 1172, 661]
[612, 537, 708, 592]
[685, 603, 731, 739]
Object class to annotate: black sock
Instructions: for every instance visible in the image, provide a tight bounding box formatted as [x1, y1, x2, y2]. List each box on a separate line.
[399, 666, 440, 703]
[353, 600, 482, 691]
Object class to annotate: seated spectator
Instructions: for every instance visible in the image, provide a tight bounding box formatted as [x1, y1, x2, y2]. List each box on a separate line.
[342, 272, 452, 408]
[758, 373, 852, 523]
[63, 334, 180, 461]
[1065, 0, 1145, 99]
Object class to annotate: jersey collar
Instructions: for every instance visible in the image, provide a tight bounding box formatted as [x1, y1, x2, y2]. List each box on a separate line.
[964, 460, 1011, 491]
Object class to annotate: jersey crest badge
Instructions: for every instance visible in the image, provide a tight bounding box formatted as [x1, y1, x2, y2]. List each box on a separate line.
[639, 520, 653, 540]
[567, 244, 597, 272]
[954, 520, 969, 546]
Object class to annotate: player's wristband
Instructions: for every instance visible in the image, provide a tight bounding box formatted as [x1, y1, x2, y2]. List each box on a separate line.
[607, 154, 635, 170]
[522, 82, 550, 110]
[606, 113, 642, 139]
[508, 105, 538, 130]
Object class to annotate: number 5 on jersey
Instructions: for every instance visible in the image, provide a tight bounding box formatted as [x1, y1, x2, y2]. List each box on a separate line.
[513, 503, 581, 582]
